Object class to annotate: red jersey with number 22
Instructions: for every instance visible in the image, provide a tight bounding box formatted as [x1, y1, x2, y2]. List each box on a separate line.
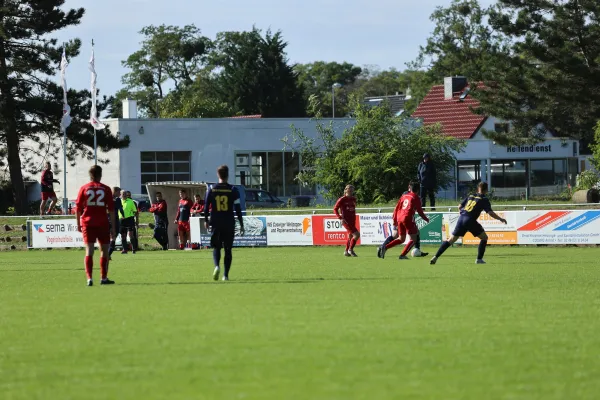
[334, 196, 357, 225]
[394, 192, 426, 224]
[76, 182, 114, 227]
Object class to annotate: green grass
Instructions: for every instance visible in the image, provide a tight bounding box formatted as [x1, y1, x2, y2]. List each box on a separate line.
[2, 246, 600, 399]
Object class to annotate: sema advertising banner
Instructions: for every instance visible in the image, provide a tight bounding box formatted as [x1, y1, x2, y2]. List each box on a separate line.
[358, 213, 443, 245]
[517, 210, 600, 244]
[28, 219, 85, 248]
[190, 216, 267, 247]
[266, 216, 313, 246]
[311, 215, 361, 246]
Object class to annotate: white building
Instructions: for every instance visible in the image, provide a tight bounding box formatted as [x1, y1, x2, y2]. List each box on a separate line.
[32, 81, 589, 206]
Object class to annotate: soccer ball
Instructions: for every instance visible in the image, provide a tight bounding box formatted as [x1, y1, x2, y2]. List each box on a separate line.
[411, 248, 422, 257]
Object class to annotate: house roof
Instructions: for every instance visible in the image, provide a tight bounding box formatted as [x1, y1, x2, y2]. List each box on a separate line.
[363, 94, 406, 116]
[412, 84, 486, 139]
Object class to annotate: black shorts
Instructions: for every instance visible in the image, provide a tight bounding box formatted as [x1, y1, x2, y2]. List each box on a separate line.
[210, 226, 235, 249]
[452, 216, 484, 237]
[120, 217, 135, 231]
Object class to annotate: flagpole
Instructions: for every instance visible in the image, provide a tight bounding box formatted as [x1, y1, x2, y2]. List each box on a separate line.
[94, 128, 97, 165]
[63, 127, 68, 215]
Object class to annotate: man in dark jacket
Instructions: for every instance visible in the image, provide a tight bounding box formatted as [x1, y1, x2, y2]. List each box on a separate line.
[418, 153, 437, 210]
[149, 191, 169, 250]
[109, 186, 122, 258]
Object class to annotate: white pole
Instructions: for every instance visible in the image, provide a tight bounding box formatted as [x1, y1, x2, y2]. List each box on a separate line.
[62, 127, 68, 215]
[332, 87, 335, 119]
[94, 128, 97, 165]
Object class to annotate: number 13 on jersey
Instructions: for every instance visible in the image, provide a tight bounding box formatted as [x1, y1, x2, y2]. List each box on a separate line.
[215, 195, 228, 212]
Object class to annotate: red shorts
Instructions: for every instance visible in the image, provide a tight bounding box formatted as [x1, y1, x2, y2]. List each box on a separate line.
[178, 221, 190, 233]
[41, 191, 56, 201]
[342, 221, 358, 234]
[396, 219, 418, 236]
[82, 225, 110, 245]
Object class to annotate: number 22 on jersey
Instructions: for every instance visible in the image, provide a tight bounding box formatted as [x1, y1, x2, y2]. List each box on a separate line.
[215, 195, 228, 212]
[86, 189, 106, 206]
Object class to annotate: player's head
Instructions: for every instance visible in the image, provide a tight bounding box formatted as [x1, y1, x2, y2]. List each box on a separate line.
[156, 191, 163, 201]
[408, 181, 420, 193]
[217, 165, 229, 182]
[88, 165, 102, 182]
[344, 184, 354, 196]
[126, 191, 132, 198]
[120, 190, 127, 199]
[194, 194, 202, 201]
[44, 161, 52, 170]
[113, 186, 121, 198]
[478, 182, 488, 194]
[423, 153, 430, 162]
[179, 189, 187, 199]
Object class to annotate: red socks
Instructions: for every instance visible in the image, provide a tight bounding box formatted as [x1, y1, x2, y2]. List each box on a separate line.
[385, 239, 402, 250]
[345, 239, 351, 252]
[179, 243, 185, 250]
[100, 257, 108, 280]
[349, 238, 357, 250]
[84, 256, 93, 280]
[401, 240, 415, 256]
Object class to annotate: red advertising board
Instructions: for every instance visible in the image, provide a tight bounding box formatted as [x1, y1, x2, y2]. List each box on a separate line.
[311, 215, 361, 246]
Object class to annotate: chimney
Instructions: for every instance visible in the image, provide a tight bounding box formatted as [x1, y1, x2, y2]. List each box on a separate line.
[122, 98, 138, 119]
[444, 76, 468, 100]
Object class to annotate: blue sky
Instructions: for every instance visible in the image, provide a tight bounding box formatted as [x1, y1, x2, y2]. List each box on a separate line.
[55, 0, 494, 97]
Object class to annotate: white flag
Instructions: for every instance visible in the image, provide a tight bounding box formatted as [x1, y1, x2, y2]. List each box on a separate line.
[88, 47, 106, 130]
[60, 48, 71, 130]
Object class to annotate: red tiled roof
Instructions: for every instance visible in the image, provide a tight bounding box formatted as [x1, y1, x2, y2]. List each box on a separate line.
[227, 114, 262, 119]
[412, 85, 486, 139]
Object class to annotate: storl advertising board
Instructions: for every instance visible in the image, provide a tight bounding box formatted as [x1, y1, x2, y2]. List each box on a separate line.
[358, 213, 443, 245]
[517, 210, 600, 245]
[28, 219, 85, 248]
[266, 216, 313, 246]
[311, 215, 361, 246]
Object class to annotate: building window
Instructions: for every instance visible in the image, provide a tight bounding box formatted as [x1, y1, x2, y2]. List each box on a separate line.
[490, 160, 527, 199]
[494, 123, 510, 134]
[234, 151, 315, 197]
[140, 151, 191, 194]
[530, 159, 569, 197]
[456, 161, 481, 198]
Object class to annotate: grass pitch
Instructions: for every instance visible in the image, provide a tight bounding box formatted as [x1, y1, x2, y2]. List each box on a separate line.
[1, 245, 600, 399]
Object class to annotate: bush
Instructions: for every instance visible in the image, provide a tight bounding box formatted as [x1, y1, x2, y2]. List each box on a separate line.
[575, 170, 600, 191]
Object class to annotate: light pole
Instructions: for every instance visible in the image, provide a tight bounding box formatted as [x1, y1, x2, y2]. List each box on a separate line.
[332, 82, 342, 118]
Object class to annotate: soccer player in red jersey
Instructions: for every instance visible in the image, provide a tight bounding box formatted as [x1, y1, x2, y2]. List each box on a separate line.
[40, 161, 60, 216]
[191, 194, 205, 216]
[379, 182, 429, 260]
[75, 165, 116, 286]
[174, 189, 193, 250]
[334, 184, 360, 257]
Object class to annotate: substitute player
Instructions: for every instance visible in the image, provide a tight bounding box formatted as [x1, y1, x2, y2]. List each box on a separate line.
[174, 189, 193, 250]
[191, 194, 205, 216]
[204, 165, 244, 281]
[378, 182, 429, 259]
[334, 184, 360, 257]
[40, 161, 60, 216]
[75, 165, 116, 286]
[430, 182, 507, 265]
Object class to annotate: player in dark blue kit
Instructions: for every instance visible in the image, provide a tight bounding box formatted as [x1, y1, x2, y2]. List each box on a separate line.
[430, 182, 507, 265]
[203, 165, 245, 281]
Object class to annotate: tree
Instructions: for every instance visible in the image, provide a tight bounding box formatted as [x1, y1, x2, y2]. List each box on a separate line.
[158, 76, 232, 118]
[295, 61, 362, 117]
[211, 28, 306, 117]
[412, 0, 510, 84]
[120, 25, 212, 117]
[475, 0, 600, 145]
[0, 1, 129, 214]
[283, 98, 466, 203]
[591, 121, 600, 171]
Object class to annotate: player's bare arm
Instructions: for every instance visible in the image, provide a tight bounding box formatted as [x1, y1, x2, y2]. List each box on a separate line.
[488, 211, 507, 224]
[76, 209, 82, 232]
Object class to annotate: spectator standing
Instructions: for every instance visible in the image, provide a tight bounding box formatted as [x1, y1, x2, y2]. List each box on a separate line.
[418, 153, 437, 211]
[119, 190, 139, 254]
[149, 191, 169, 250]
[109, 186, 122, 258]
[40, 161, 60, 216]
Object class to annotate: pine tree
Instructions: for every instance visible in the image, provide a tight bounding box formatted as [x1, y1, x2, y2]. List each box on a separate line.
[0, 1, 129, 214]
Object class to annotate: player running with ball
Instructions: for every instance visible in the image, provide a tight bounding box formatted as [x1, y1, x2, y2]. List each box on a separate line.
[378, 182, 429, 260]
[430, 182, 507, 265]
[334, 184, 360, 257]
